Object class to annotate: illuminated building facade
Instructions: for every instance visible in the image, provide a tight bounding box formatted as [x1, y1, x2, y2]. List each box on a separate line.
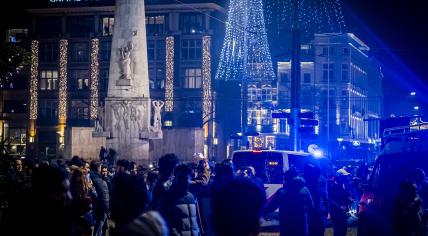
[277, 33, 383, 159]
[21, 0, 225, 159]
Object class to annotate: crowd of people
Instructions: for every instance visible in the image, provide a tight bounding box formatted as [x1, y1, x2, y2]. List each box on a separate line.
[0, 150, 425, 236]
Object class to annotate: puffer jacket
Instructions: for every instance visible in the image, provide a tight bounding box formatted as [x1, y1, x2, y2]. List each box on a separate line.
[160, 191, 200, 236]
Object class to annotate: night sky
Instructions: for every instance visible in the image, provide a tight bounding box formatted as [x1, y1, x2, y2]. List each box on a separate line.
[1, 0, 427, 114]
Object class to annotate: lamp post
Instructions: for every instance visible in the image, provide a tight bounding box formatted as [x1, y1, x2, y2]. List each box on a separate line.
[290, 0, 301, 151]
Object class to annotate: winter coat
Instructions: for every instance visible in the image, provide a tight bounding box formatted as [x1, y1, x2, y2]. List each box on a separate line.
[159, 190, 200, 236]
[115, 211, 169, 236]
[90, 171, 110, 219]
[265, 177, 314, 236]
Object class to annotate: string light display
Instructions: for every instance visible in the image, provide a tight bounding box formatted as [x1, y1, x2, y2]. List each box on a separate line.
[202, 36, 212, 124]
[265, 0, 346, 35]
[215, 0, 275, 82]
[165, 36, 174, 112]
[90, 38, 100, 120]
[58, 39, 68, 122]
[29, 40, 39, 120]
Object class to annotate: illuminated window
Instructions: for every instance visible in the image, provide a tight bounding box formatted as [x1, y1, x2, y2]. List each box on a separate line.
[181, 39, 202, 60]
[40, 70, 59, 91]
[184, 68, 202, 89]
[145, 15, 166, 35]
[101, 17, 114, 36]
[71, 70, 89, 90]
[248, 85, 257, 102]
[261, 85, 272, 101]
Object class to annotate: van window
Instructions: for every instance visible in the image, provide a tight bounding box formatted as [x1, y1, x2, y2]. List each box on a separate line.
[233, 152, 284, 184]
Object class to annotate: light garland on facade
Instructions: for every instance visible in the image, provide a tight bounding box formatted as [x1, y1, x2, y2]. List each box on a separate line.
[265, 0, 346, 34]
[165, 36, 174, 112]
[215, 0, 275, 82]
[29, 40, 39, 120]
[202, 36, 212, 124]
[58, 39, 68, 122]
[90, 38, 100, 120]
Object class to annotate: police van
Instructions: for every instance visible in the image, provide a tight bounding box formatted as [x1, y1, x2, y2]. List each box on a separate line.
[231, 149, 328, 198]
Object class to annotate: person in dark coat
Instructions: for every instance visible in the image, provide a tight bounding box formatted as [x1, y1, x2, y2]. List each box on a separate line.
[393, 180, 426, 236]
[159, 164, 201, 236]
[328, 168, 353, 236]
[211, 177, 266, 236]
[90, 160, 110, 236]
[265, 170, 314, 236]
[1, 165, 73, 236]
[303, 164, 329, 236]
[151, 153, 179, 210]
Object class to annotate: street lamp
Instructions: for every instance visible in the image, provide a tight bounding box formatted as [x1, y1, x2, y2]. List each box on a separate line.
[410, 92, 416, 96]
[414, 106, 420, 110]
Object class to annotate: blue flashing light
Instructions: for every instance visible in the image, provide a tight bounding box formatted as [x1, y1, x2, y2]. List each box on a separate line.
[313, 150, 323, 158]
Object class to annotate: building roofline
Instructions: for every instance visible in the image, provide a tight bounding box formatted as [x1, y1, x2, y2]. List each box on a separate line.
[27, 3, 225, 15]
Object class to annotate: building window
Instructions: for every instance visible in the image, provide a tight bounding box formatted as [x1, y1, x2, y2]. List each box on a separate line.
[70, 100, 89, 120]
[341, 64, 349, 81]
[180, 13, 204, 34]
[70, 43, 89, 62]
[181, 39, 202, 60]
[248, 85, 257, 102]
[303, 73, 311, 83]
[71, 70, 89, 90]
[3, 100, 26, 113]
[7, 29, 28, 43]
[184, 68, 202, 88]
[322, 47, 328, 56]
[67, 16, 94, 38]
[342, 47, 350, 55]
[147, 40, 165, 60]
[146, 15, 166, 35]
[100, 69, 109, 91]
[261, 86, 273, 101]
[149, 68, 165, 89]
[280, 73, 288, 86]
[322, 64, 334, 82]
[101, 16, 114, 36]
[39, 99, 58, 120]
[36, 17, 62, 38]
[40, 70, 59, 91]
[100, 41, 111, 61]
[39, 42, 59, 62]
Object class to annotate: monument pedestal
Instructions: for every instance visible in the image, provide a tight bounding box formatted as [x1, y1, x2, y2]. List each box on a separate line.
[103, 97, 153, 163]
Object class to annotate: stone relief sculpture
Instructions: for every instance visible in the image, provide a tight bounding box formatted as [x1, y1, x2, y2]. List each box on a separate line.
[119, 42, 133, 80]
[152, 100, 164, 132]
[94, 106, 105, 133]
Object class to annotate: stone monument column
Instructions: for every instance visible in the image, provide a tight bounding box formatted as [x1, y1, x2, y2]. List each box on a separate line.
[99, 0, 161, 163]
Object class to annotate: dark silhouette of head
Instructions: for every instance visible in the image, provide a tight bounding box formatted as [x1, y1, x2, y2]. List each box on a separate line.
[116, 159, 130, 173]
[158, 153, 179, 178]
[172, 164, 192, 194]
[212, 177, 266, 236]
[32, 165, 71, 208]
[283, 166, 298, 185]
[303, 163, 321, 184]
[409, 168, 426, 185]
[90, 160, 101, 173]
[111, 173, 149, 226]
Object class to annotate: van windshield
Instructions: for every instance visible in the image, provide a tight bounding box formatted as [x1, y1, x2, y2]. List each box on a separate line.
[233, 152, 284, 184]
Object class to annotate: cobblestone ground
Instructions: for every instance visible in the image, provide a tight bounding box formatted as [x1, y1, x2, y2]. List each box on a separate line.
[259, 227, 358, 236]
